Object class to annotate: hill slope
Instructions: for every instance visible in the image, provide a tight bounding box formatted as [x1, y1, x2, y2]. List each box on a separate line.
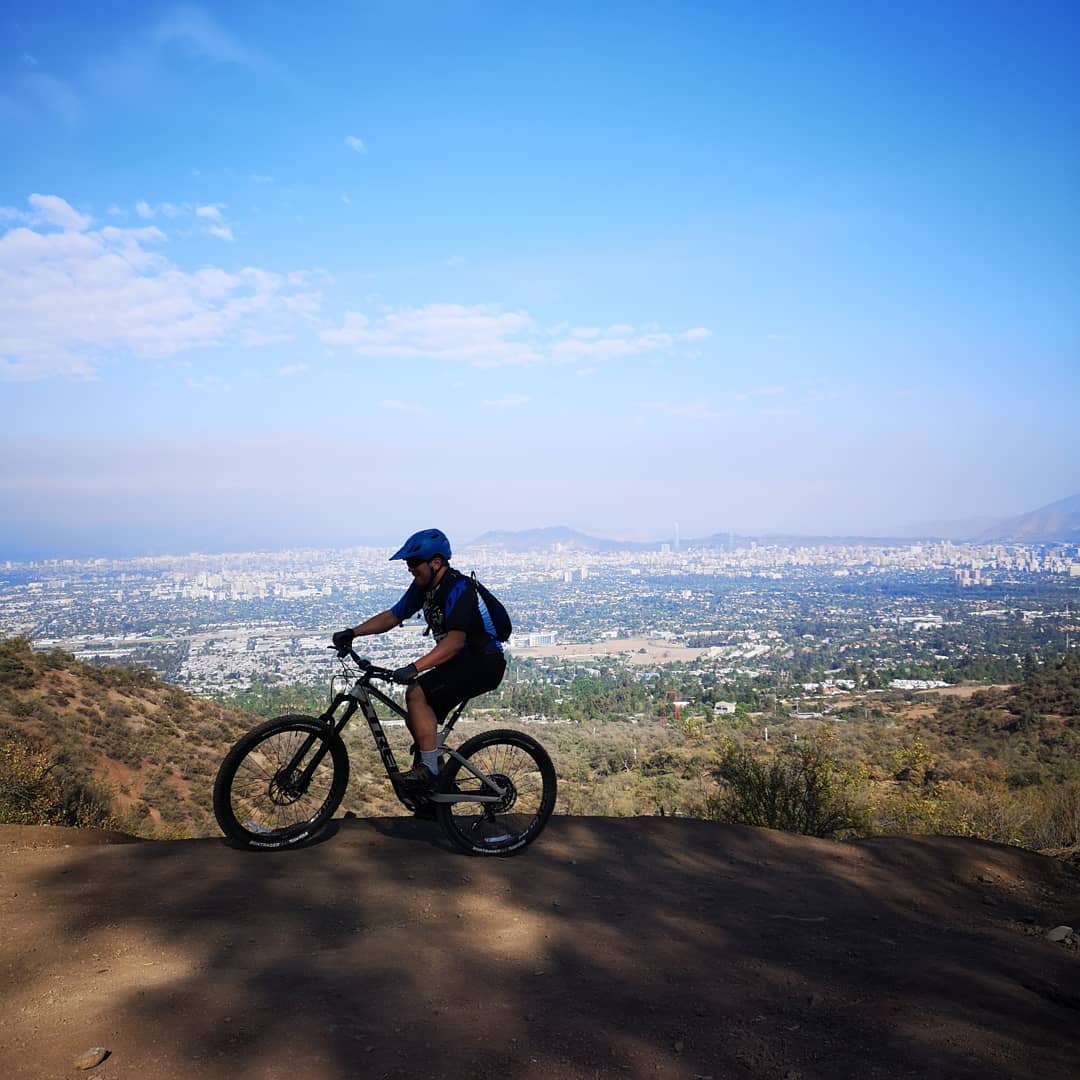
[0, 637, 254, 836]
[1, 817, 1077, 1080]
[976, 493, 1080, 543]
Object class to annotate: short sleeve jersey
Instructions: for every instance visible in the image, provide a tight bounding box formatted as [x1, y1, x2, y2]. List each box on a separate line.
[391, 567, 503, 655]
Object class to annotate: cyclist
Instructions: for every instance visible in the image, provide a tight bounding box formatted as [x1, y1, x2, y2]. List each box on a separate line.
[332, 528, 507, 791]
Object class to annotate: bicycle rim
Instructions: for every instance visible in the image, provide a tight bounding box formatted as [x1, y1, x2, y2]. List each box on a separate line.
[438, 730, 556, 856]
[216, 719, 347, 848]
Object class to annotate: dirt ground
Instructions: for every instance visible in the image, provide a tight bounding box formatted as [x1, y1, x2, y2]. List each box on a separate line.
[1, 817, 1078, 1080]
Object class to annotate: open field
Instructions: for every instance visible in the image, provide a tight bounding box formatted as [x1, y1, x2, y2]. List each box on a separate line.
[513, 637, 713, 666]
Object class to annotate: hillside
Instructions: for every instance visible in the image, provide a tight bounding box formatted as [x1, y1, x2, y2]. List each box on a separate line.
[976, 493, 1080, 544]
[3, 637, 1080, 854]
[465, 525, 656, 553]
[0, 637, 254, 836]
[464, 494, 1080, 552]
[1, 817, 1077, 1080]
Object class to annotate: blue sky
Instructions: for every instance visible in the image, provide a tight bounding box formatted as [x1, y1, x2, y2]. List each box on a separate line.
[1, 1, 1077, 558]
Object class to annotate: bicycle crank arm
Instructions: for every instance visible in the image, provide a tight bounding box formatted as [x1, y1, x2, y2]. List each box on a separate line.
[427, 792, 504, 804]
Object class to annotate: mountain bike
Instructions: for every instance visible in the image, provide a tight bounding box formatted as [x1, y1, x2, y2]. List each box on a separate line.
[212, 648, 557, 856]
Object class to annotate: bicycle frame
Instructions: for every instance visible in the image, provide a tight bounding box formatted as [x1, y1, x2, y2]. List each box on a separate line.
[281, 654, 507, 806]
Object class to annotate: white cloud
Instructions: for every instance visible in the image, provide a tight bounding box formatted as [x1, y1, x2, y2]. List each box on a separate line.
[322, 304, 541, 367]
[195, 204, 233, 241]
[446, 255, 465, 267]
[278, 363, 308, 377]
[724, 385, 788, 402]
[250, 174, 274, 184]
[380, 399, 429, 413]
[135, 200, 155, 219]
[646, 401, 718, 420]
[321, 305, 708, 369]
[29, 194, 92, 232]
[341, 193, 352, 205]
[482, 394, 530, 409]
[680, 327, 710, 341]
[344, 135, 366, 153]
[551, 327, 678, 364]
[23, 73, 81, 126]
[0, 193, 322, 382]
[154, 6, 261, 67]
[186, 374, 230, 391]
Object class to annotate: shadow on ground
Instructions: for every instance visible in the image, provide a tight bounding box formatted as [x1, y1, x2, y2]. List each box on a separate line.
[1, 817, 1078, 1079]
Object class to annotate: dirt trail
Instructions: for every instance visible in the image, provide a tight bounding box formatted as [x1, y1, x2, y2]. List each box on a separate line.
[1, 817, 1078, 1079]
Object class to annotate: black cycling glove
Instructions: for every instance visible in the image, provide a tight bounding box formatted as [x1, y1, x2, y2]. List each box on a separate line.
[332, 628, 355, 655]
[392, 663, 419, 684]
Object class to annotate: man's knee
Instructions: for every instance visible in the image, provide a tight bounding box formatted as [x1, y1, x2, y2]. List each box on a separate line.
[404, 681, 428, 708]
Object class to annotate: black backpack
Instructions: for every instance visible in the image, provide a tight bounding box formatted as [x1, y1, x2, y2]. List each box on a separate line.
[470, 573, 513, 642]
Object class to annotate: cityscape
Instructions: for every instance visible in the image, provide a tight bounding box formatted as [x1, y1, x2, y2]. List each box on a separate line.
[3, 536, 1077, 702]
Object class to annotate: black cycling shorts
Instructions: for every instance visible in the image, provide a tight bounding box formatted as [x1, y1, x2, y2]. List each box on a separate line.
[416, 649, 506, 723]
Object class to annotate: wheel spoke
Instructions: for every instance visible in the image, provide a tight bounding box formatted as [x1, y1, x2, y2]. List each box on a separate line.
[217, 720, 344, 845]
[441, 732, 555, 854]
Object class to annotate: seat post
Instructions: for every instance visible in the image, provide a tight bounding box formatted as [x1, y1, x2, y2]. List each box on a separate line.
[441, 699, 470, 737]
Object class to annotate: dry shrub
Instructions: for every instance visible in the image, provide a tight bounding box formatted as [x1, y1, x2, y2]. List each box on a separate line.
[706, 738, 864, 838]
[0, 731, 117, 829]
[866, 778, 1080, 850]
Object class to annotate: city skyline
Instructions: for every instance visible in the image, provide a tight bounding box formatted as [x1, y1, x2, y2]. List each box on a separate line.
[2, 2, 1078, 558]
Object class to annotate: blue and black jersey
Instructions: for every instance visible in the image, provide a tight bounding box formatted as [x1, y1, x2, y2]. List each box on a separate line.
[391, 567, 503, 655]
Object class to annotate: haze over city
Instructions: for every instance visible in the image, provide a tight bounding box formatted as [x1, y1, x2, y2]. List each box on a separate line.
[2, 2, 1077, 560]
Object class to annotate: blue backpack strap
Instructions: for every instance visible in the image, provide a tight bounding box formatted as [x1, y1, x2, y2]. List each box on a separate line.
[470, 572, 499, 641]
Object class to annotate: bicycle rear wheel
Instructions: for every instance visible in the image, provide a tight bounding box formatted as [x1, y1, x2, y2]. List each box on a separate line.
[213, 714, 349, 850]
[436, 728, 556, 856]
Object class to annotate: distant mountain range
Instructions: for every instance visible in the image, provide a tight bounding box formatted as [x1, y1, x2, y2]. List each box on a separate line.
[465, 494, 1080, 552]
[975, 493, 1080, 543]
[466, 526, 656, 554]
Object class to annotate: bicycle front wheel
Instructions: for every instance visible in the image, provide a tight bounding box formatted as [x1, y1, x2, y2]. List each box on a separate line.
[213, 714, 349, 850]
[437, 729, 557, 856]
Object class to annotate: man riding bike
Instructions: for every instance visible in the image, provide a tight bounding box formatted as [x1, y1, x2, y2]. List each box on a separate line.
[332, 528, 507, 793]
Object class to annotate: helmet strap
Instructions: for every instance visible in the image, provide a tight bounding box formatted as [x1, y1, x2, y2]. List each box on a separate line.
[428, 556, 447, 589]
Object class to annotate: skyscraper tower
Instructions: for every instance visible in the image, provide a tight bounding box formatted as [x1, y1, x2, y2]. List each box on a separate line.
[674, 521, 680, 551]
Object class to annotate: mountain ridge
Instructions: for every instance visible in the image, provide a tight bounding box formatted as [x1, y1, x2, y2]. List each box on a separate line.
[465, 493, 1080, 552]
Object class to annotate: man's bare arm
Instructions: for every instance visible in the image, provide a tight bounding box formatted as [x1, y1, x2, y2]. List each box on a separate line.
[350, 609, 402, 637]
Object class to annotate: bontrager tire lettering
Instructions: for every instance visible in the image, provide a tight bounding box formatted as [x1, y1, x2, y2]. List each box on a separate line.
[212, 714, 349, 850]
[436, 728, 556, 856]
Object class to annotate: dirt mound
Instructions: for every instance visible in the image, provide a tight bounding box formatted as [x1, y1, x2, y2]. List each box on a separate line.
[1, 816, 1078, 1079]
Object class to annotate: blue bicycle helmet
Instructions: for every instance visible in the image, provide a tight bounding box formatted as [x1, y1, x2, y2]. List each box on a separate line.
[389, 528, 452, 562]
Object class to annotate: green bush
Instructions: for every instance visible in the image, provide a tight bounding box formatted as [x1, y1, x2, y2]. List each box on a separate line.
[707, 738, 864, 838]
[0, 655, 35, 689]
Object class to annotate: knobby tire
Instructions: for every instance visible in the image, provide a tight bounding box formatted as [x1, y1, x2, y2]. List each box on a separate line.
[213, 714, 349, 850]
[436, 728, 557, 856]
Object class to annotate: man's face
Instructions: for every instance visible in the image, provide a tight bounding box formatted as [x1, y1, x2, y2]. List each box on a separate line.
[406, 556, 439, 587]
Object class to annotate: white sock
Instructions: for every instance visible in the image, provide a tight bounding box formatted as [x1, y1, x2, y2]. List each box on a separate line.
[420, 749, 440, 775]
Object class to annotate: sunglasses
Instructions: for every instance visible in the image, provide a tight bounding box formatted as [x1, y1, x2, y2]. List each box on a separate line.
[405, 558, 427, 571]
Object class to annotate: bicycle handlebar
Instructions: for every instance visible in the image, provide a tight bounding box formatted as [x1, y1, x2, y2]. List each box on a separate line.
[327, 645, 397, 683]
